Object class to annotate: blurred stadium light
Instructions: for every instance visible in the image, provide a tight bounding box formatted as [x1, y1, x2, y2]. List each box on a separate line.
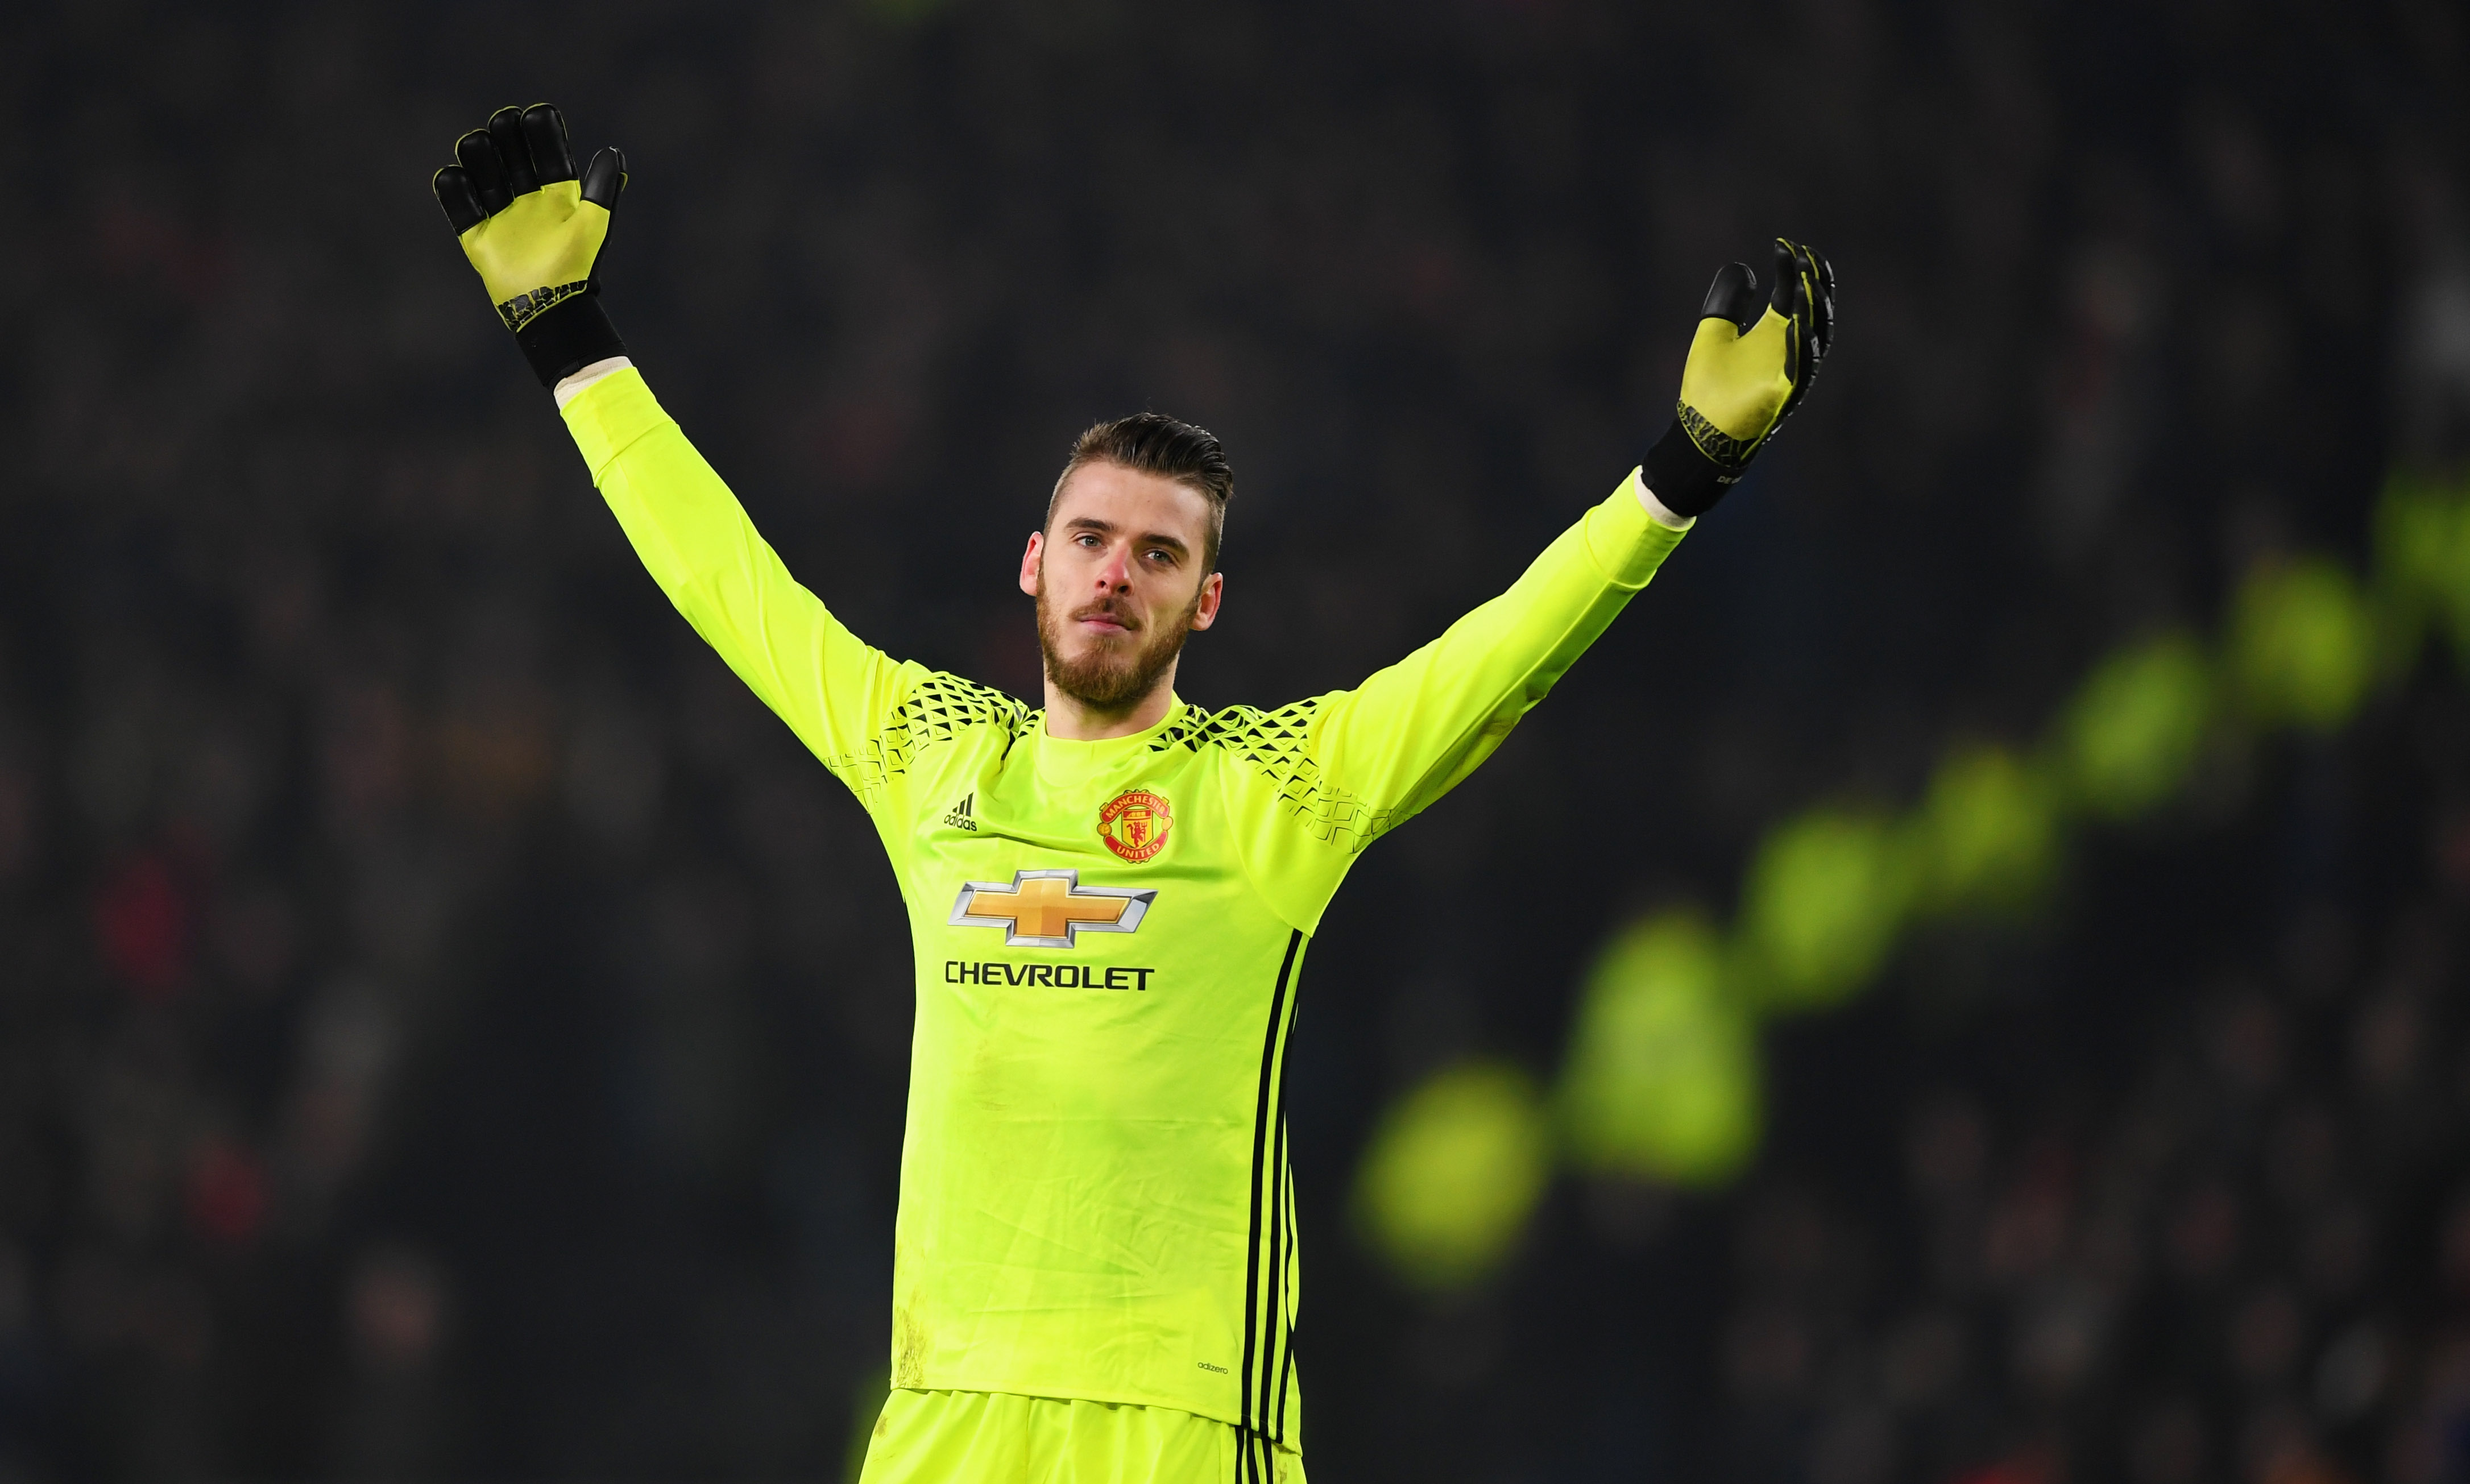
[1352, 1061, 1551, 1291]
[1907, 745, 2059, 919]
[1739, 808, 1916, 1013]
[2229, 556, 2374, 731]
[2378, 471, 2470, 672]
[2056, 633, 2214, 820]
[1557, 909, 1762, 1187]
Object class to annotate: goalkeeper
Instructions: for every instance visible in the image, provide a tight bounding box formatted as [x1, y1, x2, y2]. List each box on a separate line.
[434, 104, 1833, 1483]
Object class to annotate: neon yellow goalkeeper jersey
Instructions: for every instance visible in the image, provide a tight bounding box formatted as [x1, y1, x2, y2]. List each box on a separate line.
[561, 368, 1686, 1450]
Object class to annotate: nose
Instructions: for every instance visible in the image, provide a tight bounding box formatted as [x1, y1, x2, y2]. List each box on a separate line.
[1093, 545, 1133, 594]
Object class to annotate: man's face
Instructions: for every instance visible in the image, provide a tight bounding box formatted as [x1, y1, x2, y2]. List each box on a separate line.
[1019, 461, 1223, 712]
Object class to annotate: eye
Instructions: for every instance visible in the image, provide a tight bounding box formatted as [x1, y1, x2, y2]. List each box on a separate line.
[1075, 532, 1101, 549]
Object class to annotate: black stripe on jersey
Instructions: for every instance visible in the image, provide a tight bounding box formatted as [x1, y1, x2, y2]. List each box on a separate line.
[1263, 1099, 1288, 1444]
[1275, 1163, 1297, 1443]
[1272, 976, 1306, 1446]
[1260, 952, 1304, 1449]
[1262, 963, 1304, 1454]
[1263, 954, 1304, 1451]
[1237, 929, 1303, 1482]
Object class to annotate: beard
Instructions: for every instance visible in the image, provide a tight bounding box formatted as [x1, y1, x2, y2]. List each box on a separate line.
[1035, 579, 1201, 712]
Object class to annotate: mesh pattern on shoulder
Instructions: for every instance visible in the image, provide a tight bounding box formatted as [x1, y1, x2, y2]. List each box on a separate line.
[823, 671, 1031, 804]
[1151, 700, 1393, 853]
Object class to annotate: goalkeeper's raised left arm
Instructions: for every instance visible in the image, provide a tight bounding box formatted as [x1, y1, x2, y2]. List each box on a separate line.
[1221, 241, 1837, 928]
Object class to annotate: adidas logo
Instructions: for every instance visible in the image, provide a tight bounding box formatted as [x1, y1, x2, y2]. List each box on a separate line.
[942, 793, 979, 831]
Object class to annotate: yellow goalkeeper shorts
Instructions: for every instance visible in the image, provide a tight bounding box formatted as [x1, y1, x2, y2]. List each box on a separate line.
[858, 1388, 1306, 1484]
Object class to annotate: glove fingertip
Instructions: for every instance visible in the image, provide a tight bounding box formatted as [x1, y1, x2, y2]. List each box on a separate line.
[488, 105, 540, 195]
[456, 128, 512, 214]
[581, 147, 627, 209]
[1702, 261, 1761, 332]
[1770, 239, 1798, 317]
[523, 102, 579, 184]
[433, 165, 486, 235]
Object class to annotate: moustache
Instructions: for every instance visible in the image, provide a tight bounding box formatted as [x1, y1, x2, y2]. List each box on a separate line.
[1068, 602, 1143, 634]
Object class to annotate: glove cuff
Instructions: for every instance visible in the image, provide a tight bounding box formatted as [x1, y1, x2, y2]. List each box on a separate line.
[512, 289, 628, 388]
[1643, 413, 1742, 519]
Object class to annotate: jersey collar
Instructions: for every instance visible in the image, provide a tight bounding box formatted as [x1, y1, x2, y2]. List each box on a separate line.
[1028, 695, 1188, 789]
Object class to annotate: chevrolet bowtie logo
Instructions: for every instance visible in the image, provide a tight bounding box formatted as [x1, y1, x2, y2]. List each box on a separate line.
[948, 869, 1157, 948]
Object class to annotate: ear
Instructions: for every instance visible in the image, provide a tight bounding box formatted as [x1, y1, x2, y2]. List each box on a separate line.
[1019, 531, 1044, 598]
[1190, 571, 1224, 632]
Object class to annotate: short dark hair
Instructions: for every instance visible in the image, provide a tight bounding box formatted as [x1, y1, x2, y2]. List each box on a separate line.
[1047, 412, 1235, 571]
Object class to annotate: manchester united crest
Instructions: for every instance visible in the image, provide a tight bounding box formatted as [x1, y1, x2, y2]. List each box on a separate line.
[1096, 789, 1174, 863]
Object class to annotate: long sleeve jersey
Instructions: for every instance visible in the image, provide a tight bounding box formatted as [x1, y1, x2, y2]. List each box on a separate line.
[561, 368, 1686, 1452]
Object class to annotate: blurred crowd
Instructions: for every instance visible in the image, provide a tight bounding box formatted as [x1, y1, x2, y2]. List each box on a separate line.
[1713, 679, 2470, 1484]
[0, 0, 2463, 1480]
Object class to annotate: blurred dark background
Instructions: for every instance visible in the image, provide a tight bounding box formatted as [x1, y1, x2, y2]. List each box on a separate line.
[2, 1, 2468, 1480]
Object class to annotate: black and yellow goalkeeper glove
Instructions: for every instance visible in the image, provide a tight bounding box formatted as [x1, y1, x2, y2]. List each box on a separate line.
[431, 104, 628, 387]
[1643, 239, 1835, 517]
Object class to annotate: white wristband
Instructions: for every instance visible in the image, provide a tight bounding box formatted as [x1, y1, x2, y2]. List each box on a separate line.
[1637, 480, 1694, 530]
[554, 355, 634, 409]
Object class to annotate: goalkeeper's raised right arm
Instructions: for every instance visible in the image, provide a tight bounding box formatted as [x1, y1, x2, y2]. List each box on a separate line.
[557, 365, 918, 799]
[433, 104, 919, 813]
